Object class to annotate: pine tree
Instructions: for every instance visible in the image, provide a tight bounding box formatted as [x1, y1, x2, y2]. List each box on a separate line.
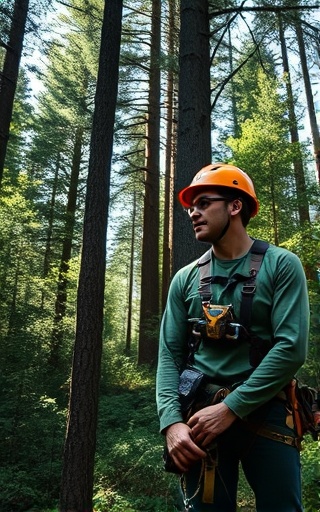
[59, 0, 123, 508]
[0, 0, 29, 182]
[173, 0, 212, 273]
[227, 70, 303, 244]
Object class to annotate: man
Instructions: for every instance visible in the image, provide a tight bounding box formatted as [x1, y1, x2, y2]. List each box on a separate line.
[156, 163, 309, 511]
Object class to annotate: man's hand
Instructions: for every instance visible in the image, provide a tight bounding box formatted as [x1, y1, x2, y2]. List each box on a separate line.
[165, 422, 207, 473]
[187, 402, 237, 447]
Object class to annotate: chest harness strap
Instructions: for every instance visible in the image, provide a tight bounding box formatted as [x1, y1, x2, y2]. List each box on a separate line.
[198, 239, 269, 331]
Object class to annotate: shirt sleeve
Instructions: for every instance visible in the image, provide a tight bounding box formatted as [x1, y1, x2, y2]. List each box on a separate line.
[224, 250, 309, 418]
[156, 267, 193, 432]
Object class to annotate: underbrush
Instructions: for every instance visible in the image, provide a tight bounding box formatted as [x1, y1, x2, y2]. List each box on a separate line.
[0, 352, 319, 512]
[93, 356, 320, 512]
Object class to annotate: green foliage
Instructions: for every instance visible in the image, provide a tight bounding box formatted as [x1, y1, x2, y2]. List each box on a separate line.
[281, 221, 320, 270]
[0, 392, 66, 512]
[301, 438, 320, 512]
[101, 346, 150, 391]
[95, 360, 181, 512]
[5, 68, 34, 182]
[1, 338, 320, 511]
[227, 69, 303, 244]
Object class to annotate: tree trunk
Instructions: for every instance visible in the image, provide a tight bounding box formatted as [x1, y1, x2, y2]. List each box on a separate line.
[125, 190, 137, 355]
[49, 127, 83, 369]
[228, 25, 238, 137]
[294, 15, 320, 182]
[161, 0, 178, 310]
[278, 14, 310, 225]
[43, 153, 60, 281]
[0, 0, 29, 183]
[173, 0, 212, 274]
[59, 0, 123, 510]
[40, 151, 60, 311]
[138, 0, 161, 366]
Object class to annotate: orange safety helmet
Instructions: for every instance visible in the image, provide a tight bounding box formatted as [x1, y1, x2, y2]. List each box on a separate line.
[178, 163, 259, 217]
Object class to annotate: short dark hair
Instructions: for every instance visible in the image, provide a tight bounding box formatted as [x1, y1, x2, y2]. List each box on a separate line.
[214, 186, 253, 227]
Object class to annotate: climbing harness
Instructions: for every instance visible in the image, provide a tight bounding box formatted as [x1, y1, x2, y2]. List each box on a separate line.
[197, 238, 269, 336]
[187, 239, 269, 366]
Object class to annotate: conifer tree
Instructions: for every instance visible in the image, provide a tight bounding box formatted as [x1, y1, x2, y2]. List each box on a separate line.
[227, 70, 306, 244]
[278, 13, 310, 225]
[0, 0, 29, 183]
[161, 0, 179, 307]
[173, 0, 212, 273]
[138, 0, 161, 365]
[59, 0, 123, 508]
[294, 13, 320, 181]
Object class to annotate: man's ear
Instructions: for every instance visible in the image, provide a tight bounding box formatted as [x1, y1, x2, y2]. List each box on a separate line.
[230, 199, 242, 215]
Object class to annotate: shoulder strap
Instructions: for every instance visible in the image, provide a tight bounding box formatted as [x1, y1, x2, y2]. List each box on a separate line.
[240, 240, 269, 328]
[198, 249, 214, 301]
[197, 239, 269, 328]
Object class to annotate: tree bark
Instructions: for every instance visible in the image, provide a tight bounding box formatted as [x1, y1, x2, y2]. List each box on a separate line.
[173, 0, 212, 274]
[0, 0, 29, 183]
[138, 0, 161, 365]
[125, 190, 137, 355]
[43, 154, 60, 279]
[278, 14, 310, 225]
[49, 127, 83, 369]
[59, 0, 123, 510]
[161, 0, 178, 310]
[294, 15, 320, 182]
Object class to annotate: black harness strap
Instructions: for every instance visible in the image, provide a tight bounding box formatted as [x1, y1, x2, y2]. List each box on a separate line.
[240, 240, 269, 329]
[198, 249, 215, 302]
[198, 239, 269, 329]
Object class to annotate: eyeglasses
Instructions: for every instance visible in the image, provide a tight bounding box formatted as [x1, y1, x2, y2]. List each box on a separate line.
[186, 197, 226, 215]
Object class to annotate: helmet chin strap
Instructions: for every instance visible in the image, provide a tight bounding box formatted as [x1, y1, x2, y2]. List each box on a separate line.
[213, 218, 230, 243]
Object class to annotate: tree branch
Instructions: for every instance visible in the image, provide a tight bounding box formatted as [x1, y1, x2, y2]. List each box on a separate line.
[210, 4, 320, 17]
[211, 45, 260, 111]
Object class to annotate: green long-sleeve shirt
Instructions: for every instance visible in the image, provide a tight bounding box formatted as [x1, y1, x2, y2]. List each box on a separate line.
[156, 242, 309, 433]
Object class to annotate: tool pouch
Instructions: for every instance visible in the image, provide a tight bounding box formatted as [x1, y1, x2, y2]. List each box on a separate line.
[163, 368, 205, 474]
[285, 378, 320, 441]
[163, 369, 231, 474]
[178, 367, 205, 414]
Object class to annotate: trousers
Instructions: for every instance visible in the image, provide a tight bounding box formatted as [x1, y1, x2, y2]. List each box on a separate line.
[180, 398, 303, 512]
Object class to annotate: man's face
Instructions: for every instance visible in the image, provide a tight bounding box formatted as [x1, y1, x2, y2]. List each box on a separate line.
[188, 189, 230, 243]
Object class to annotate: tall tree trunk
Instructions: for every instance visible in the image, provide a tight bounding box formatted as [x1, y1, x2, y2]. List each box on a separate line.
[59, 1, 123, 510]
[294, 15, 320, 182]
[41, 152, 60, 309]
[7, 245, 21, 334]
[270, 175, 279, 246]
[49, 127, 83, 369]
[43, 153, 60, 280]
[0, 0, 29, 183]
[278, 14, 310, 225]
[161, 0, 178, 310]
[173, 0, 212, 274]
[228, 25, 238, 137]
[138, 0, 161, 365]
[125, 190, 137, 355]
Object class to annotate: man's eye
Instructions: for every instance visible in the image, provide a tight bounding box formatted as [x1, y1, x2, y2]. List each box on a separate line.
[198, 199, 209, 209]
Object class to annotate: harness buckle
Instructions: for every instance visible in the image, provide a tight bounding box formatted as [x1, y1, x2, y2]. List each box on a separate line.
[242, 285, 256, 295]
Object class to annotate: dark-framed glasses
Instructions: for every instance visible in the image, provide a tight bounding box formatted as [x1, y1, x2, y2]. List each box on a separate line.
[186, 197, 226, 215]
